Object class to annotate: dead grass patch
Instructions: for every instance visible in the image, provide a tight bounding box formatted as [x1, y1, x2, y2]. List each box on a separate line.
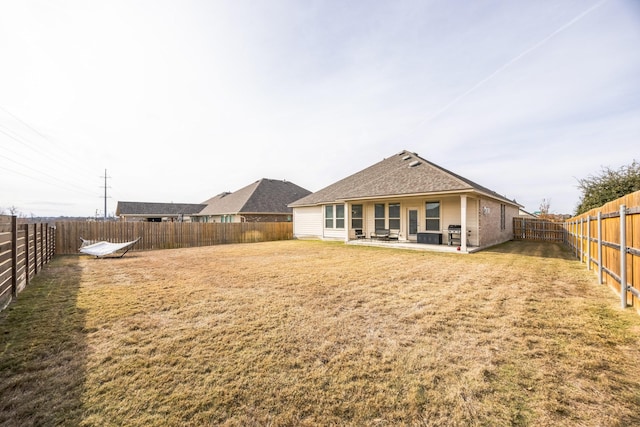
[1, 240, 640, 426]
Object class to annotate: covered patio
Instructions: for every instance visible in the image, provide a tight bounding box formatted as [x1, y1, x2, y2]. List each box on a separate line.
[346, 237, 482, 253]
[290, 150, 521, 251]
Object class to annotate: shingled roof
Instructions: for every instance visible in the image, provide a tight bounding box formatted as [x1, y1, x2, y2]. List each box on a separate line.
[198, 178, 311, 215]
[116, 201, 207, 216]
[289, 149, 520, 207]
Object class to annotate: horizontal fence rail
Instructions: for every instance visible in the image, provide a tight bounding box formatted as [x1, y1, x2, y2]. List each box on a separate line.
[55, 221, 294, 255]
[564, 191, 640, 313]
[0, 215, 56, 311]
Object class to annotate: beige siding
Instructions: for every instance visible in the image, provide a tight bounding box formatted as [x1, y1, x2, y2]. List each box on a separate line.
[435, 196, 480, 246]
[365, 203, 376, 236]
[465, 198, 479, 247]
[293, 206, 323, 238]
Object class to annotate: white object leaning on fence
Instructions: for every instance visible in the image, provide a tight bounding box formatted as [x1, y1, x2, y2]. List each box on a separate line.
[79, 237, 140, 258]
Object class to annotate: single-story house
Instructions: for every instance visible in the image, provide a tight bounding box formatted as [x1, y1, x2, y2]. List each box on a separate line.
[289, 149, 522, 252]
[116, 202, 207, 222]
[194, 178, 311, 223]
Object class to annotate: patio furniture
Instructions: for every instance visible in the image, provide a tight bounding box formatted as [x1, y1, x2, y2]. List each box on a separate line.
[417, 232, 442, 245]
[354, 229, 366, 239]
[371, 229, 390, 240]
[388, 229, 400, 240]
[79, 237, 140, 258]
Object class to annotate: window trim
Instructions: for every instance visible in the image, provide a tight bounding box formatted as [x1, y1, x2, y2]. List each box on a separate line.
[425, 200, 441, 232]
[325, 203, 346, 229]
[325, 205, 334, 229]
[388, 203, 400, 230]
[335, 204, 345, 229]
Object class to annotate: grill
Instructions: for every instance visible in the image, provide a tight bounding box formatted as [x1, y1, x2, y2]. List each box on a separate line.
[447, 224, 462, 246]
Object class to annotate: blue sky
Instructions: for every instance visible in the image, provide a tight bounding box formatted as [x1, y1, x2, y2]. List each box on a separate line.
[1, 0, 638, 217]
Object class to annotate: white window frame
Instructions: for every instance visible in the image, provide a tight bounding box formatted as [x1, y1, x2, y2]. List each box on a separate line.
[425, 200, 441, 231]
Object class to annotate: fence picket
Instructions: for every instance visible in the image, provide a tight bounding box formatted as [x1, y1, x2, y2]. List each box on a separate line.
[0, 216, 55, 312]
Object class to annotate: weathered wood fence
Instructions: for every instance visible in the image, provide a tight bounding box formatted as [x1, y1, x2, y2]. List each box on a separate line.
[0, 215, 56, 311]
[55, 221, 294, 254]
[565, 190, 640, 313]
[513, 217, 566, 242]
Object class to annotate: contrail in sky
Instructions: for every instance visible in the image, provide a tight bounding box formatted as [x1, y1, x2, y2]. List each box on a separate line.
[412, 0, 609, 131]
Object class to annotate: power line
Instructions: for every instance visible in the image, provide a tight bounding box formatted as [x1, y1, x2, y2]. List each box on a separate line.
[0, 153, 97, 197]
[0, 108, 99, 179]
[0, 106, 114, 215]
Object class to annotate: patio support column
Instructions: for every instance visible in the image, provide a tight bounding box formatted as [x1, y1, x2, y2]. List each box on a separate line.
[345, 202, 350, 243]
[460, 195, 467, 252]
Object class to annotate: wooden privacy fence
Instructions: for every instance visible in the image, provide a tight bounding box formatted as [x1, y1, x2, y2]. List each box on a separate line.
[565, 190, 640, 313]
[0, 215, 56, 311]
[513, 217, 566, 242]
[55, 221, 294, 254]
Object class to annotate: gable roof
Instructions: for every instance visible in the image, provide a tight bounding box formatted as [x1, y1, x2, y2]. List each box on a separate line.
[289, 149, 521, 207]
[116, 201, 207, 216]
[198, 178, 311, 216]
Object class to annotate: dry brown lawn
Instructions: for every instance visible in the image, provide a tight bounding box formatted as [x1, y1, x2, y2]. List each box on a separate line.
[1, 240, 639, 426]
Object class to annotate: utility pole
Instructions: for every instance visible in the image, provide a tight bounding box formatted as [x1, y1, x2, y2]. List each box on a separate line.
[100, 169, 111, 221]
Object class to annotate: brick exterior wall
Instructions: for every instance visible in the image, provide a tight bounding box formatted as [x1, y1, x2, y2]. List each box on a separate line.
[477, 198, 517, 247]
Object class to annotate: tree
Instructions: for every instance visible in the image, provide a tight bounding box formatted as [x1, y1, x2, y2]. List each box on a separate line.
[539, 198, 551, 218]
[575, 160, 640, 215]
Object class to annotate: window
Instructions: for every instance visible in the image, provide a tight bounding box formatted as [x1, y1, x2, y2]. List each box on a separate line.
[335, 204, 345, 229]
[375, 203, 386, 229]
[325, 205, 333, 228]
[500, 204, 506, 230]
[325, 204, 345, 229]
[425, 201, 440, 231]
[388, 203, 400, 230]
[351, 204, 363, 229]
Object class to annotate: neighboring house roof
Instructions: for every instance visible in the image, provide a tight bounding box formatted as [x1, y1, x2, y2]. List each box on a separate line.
[519, 208, 538, 218]
[116, 201, 207, 217]
[290, 149, 521, 207]
[198, 178, 311, 216]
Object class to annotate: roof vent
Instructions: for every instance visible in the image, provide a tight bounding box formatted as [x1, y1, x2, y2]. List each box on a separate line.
[409, 160, 421, 168]
[402, 155, 411, 160]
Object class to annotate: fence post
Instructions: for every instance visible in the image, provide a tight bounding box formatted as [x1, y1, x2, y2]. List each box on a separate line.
[597, 211, 603, 284]
[586, 216, 591, 270]
[620, 205, 627, 308]
[11, 216, 17, 299]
